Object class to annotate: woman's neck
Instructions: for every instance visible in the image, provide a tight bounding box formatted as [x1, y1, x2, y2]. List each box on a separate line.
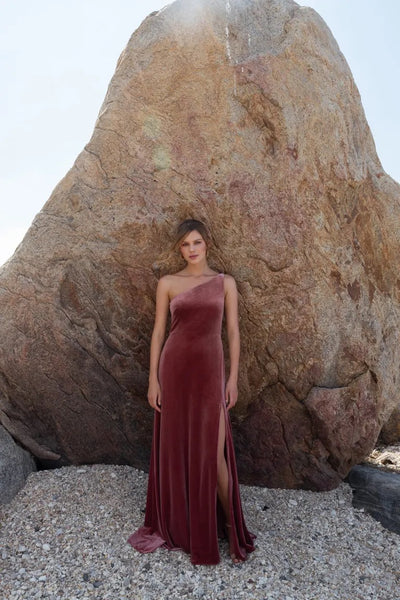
[181, 261, 214, 277]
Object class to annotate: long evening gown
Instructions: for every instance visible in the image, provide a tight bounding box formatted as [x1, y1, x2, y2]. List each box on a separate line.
[127, 273, 255, 565]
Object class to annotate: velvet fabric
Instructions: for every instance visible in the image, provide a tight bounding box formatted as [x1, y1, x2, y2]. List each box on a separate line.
[127, 273, 255, 564]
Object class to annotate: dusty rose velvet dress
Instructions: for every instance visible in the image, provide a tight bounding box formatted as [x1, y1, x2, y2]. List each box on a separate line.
[127, 273, 255, 564]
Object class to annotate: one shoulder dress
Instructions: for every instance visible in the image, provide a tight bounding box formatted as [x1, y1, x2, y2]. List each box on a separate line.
[127, 273, 255, 564]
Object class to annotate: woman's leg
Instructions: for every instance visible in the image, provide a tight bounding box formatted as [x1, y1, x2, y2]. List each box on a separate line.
[216, 405, 240, 562]
[217, 405, 229, 517]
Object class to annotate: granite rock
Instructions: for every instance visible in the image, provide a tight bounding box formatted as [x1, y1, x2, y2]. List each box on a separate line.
[1, 0, 400, 489]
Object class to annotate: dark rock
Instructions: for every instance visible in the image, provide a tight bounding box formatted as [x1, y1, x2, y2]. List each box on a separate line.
[0, 425, 37, 504]
[346, 464, 400, 535]
[380, 407, 400, 444]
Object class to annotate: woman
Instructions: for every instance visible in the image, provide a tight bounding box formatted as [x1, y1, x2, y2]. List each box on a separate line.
[128, 219, 255, 564]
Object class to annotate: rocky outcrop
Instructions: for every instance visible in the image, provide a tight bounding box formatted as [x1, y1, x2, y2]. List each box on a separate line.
[0, 425, 37, 503]
[1, 0, 400, 490]
[346, 465, 400, 535]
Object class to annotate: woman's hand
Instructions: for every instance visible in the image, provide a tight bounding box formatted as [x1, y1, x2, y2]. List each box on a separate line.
[148, 379, 161, 413]
[225, 378, 238, 410]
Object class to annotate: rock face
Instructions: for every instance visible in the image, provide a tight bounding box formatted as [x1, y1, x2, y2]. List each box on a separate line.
[1, 0, 400, 490]
[0, 425, 37, 503]
[346, 465, 400, 535]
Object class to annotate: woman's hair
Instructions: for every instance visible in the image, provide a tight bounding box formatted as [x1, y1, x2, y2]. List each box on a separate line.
[173, 219, 211, 251]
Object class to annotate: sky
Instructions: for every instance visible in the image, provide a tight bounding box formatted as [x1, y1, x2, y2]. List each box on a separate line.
[1, 0, 399, 267]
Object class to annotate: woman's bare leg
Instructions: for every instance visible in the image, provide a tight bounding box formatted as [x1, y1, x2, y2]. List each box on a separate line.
[216, 405, 240, 562]
[217, 406, 229, 516]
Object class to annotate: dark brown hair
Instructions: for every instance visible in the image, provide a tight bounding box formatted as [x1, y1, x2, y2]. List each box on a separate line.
[173, 219, 211, 251]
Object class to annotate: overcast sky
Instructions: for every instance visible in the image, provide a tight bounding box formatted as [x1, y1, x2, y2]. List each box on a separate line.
[1, 0, 399, 266]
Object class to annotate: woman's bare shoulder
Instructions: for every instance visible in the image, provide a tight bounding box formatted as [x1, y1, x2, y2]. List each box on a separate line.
[156, 275, 173, 291]
[157, 273, 188, 295]
[158, 272, 185, 285]
[223, 273, 237, 292]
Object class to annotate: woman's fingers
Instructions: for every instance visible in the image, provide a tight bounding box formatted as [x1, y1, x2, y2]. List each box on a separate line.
[154, 394, 161, 412]
[148, 381, 162, 412]
[227, 396, 237, 410]
[148, 393, 161, 412]
[155, 392, 161, 412]
[225, 385, 238, 410]
[151, 399, 161, 413]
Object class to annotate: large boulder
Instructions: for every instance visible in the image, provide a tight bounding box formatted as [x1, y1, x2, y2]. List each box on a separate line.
[0, 0, 399, 490]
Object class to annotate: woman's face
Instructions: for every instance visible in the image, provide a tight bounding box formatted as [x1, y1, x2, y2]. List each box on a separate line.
[180, 230, 207, 264]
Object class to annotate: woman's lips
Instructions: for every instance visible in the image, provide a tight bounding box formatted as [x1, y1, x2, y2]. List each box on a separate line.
[189, 255, 198, 259]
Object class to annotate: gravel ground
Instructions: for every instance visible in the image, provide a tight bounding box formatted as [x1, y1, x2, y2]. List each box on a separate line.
[1, 464, 399, 600]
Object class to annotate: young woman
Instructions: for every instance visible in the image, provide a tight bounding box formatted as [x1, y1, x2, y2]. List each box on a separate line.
[128, 219, 255, 565]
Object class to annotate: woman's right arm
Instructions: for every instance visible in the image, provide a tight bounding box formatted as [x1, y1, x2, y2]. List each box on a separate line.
[147, 277, 170, 412]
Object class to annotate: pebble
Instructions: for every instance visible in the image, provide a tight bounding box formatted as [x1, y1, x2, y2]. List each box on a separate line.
[0, 464, 399, 600]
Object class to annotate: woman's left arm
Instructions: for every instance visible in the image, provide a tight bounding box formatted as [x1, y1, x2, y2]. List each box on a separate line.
[224, 275, 240, 410]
